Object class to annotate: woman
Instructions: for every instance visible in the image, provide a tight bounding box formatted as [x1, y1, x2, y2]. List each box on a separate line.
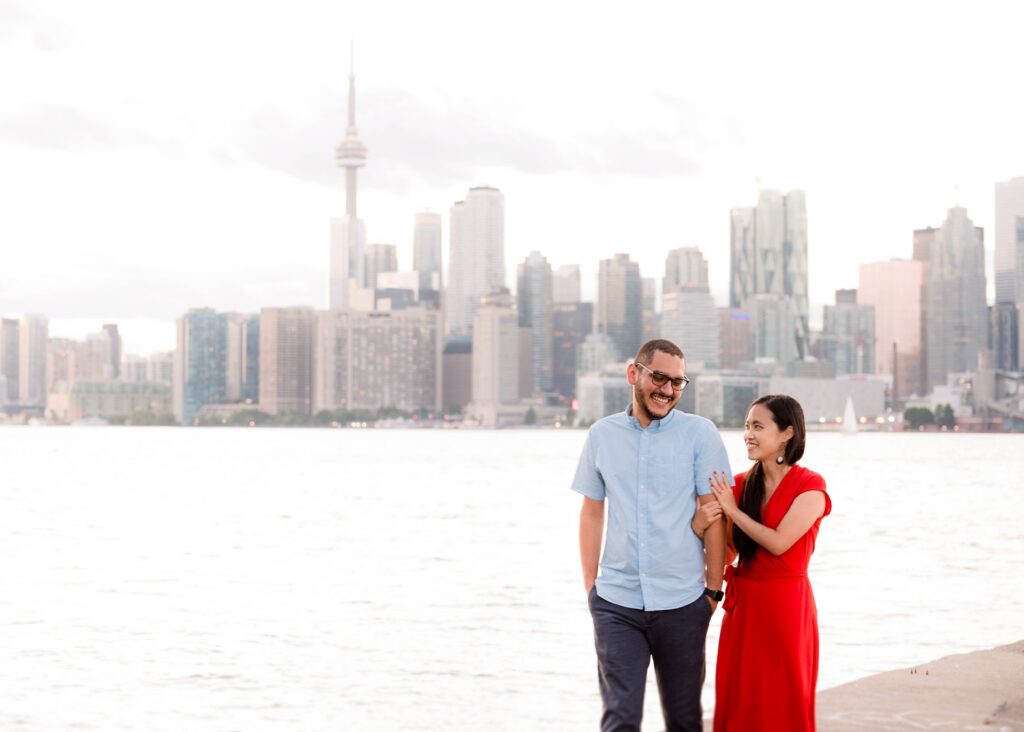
[693, 394, 831, 732]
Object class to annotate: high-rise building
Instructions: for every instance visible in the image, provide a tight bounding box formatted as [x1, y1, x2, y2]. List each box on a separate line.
[597, 253, 642, 361]
[445, 186, 505, 337]
[750, 294, 795, 365]
[662, 247, 717, 368]
[664, 247, 709, 292]
[718, 308, 754, 370]
[314, 307, 443, 414]
[859, 259, 927, 401]
[516, 251, 554, 395]
[442, 338, 472, 413]
[1, 318, 19, 403]
[147, 352, 174, 385]
[226, 313, 259, 402]
[75, 329, 118, 381]
[330, 48, 368, 310]
[994, 177, 1024, 306]
[259, 307, 315, 416]
[466, 290, 520, 423]
[553, 264, 582, 304]
[662, 290, 718, 368]
[173, 309, 228, 424]
[552, 302, 593, 400]
[365, 243, 398, 290]
[642, 277, 658, 343]
[730, 190, 810, 359]
[991, 303, 1019, 372]
[921, 207, 988, 387]
[102, 324, 121, 379]
[18, 314, 48, 408]
[46, 338, 76, 394]
[413, 211, 443, 308]
[822, 290, 875, 376]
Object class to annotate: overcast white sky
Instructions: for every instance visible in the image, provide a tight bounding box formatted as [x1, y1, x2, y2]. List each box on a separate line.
[1, 0, 1022, 354]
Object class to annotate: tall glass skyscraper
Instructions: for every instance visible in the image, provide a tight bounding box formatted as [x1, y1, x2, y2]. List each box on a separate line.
[445, 186, 505, 337]
[516, 251, 554, 394]
[173, 309, 228, 424]
[597, 253, 643, 362]
[730, 190, 810, 360]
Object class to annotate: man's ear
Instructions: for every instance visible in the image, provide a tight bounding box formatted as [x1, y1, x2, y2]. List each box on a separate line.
[626, 363, 638, 386]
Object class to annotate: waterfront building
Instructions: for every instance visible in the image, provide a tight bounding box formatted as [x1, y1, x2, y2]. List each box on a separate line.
[465, 289, 520, 425]
[769, 375, 887, 425]
[47, 381, 171, 423]
[822, 290, 875, 377]
[693, 371, 768, 426]
[18, 314, 48, 408]
[259, 307, 315, 416]
[859, 259, 927, 400]
[0, 318, 18, 403]
[553, 264, 581, 304]
[226, 313, 259, 402]
[330, 49, 368, 309]
[442, 338, 472, 412]
[173, 309, 228, 424]
[597, 253, 642, 361]
[516, 251, 554, 395]
[920, 207, 988, 388]
[552, 302, 593, 400]
[576, 363, 633, 423]
[445, 186, 505, 337]
[314, 306, 442, 414]
[718, 308, 754, 370]
[730, 190, 810, 359]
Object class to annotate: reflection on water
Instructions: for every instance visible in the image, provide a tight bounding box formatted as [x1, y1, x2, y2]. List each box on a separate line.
[0, 428, 1021, 730]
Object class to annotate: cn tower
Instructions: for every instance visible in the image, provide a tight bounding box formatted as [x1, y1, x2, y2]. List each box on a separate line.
[335, 43, 367, 217]
[329, 43, 368, 310]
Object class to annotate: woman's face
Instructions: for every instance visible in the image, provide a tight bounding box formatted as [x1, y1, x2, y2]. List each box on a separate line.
[743, 403, 792, 463]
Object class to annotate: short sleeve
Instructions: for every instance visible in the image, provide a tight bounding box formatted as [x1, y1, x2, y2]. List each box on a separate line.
[796, 469, 831, 517]
[570, 430, 606, 500]
[694, 420, 733, 496]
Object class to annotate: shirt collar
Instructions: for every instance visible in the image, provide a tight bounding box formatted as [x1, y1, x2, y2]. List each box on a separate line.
[625, 403, 676, 432]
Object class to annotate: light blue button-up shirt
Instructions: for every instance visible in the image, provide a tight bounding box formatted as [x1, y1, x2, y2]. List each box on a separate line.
[571, 406, 733, 611]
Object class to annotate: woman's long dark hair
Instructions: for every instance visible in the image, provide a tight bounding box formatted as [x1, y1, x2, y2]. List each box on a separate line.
[732, 394, 807, 564]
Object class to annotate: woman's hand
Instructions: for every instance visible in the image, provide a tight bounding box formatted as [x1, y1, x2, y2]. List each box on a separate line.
[710, 471, 738, 518]
[692, 500, 723, 536]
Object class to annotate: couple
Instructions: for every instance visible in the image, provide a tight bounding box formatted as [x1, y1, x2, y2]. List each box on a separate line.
[572, 338, 831, 732]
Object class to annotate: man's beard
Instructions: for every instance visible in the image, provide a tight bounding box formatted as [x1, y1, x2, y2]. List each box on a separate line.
[633, 383, 674, 422]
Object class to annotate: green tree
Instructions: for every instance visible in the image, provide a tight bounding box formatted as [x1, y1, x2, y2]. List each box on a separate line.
[524, 407, 537, 425]
[935, 404, 956, 429]
[904, 407, 934, 429]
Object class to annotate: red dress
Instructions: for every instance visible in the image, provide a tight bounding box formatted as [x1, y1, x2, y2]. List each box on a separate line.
[714, 465, 831, 732]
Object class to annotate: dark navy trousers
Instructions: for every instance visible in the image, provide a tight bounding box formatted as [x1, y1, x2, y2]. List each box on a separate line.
[588, 586, 713, 732]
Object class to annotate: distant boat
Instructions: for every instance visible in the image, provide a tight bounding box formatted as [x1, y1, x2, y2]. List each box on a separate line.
[841, 397, 858, 435]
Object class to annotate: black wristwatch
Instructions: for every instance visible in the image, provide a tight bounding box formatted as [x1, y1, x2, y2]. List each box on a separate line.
[704, 587, 724, 602]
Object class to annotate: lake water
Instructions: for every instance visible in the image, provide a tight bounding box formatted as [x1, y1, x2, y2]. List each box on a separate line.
[1, 427, 1022, 730]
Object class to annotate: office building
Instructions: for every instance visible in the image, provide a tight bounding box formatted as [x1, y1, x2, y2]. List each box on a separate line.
[859, 259, 927, 400]
[365, 243, 398, 291]
[822, 290, 875, 376]
[259, 307, 315, 416]
[718, 308, 754, 370]
[173, 309, 228, 424]
[314, 306, 442, 414]
[597, 253, 642, 361]
[446, 186, 505, 336]
[554, 264, 581, 304]
[18, 314, 48, 408]
[730, 190, 810, 359]
[465, 290, 520, 424]
[1, 318, 18, 403]
[413, 211, 443, 307]
[920, 207, 988, 388]
[516, 251, 554, 395]
[552, 302, 593, 400]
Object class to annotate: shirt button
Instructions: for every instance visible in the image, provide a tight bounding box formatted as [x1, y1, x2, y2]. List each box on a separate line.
[639, 512, 645, 518]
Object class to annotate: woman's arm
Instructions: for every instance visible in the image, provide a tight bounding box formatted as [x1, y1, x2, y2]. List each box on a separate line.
[710, 472, 825, 557]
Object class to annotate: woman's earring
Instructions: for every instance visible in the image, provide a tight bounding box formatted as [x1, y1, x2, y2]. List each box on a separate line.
[775, 455, 785, 465]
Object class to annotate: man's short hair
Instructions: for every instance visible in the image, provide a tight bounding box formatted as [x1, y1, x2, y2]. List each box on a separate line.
[634, 339, 685, 365]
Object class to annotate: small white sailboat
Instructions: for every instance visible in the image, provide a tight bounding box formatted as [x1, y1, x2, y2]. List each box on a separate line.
[841, 396, 858, 435]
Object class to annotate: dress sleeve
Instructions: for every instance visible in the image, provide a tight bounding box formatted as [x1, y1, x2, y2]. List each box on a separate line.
[795, 469, 831, 517]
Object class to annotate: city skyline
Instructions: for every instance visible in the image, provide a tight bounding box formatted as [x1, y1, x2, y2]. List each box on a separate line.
[2, 2, 1024, 355]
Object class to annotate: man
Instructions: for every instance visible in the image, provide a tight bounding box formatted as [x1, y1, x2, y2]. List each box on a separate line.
[572, 338, 730, 732]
